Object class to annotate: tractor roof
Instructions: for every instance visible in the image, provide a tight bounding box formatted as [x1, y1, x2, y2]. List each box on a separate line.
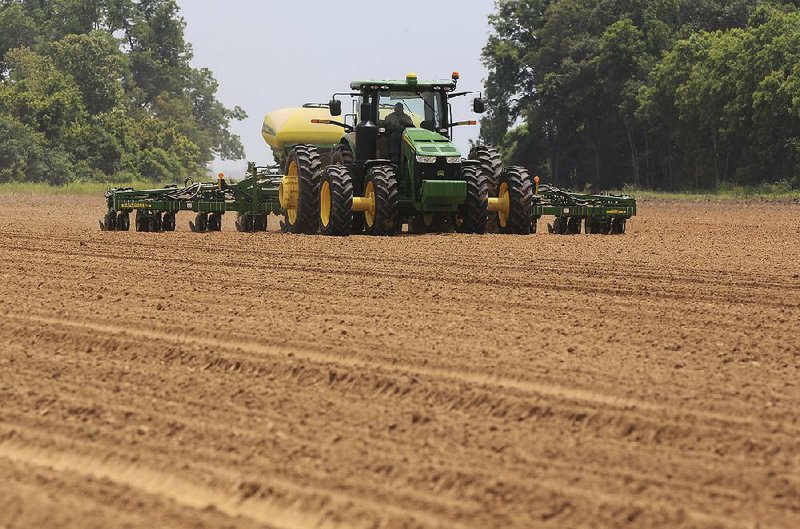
[350, 77, 457, 92]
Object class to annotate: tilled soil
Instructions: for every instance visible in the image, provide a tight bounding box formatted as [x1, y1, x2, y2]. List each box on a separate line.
[0, 195, 798, 529]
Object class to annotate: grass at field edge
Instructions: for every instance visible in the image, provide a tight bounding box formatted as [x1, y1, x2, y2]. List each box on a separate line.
[0, 181, 164, 195]
[625, 189, 800, 202]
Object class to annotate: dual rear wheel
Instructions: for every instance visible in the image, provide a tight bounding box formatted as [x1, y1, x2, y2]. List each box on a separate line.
[281, 145, 322, 234]
[189, 212, 222, 233]
[319, 163, 399, 236]
[491, 166, 535, 235]
[465, 145, 535, 235]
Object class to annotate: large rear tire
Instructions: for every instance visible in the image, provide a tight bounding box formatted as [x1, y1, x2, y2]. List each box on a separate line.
[455, 164, 489, 234]
[283, 144, 321, 234]
[498, 166, 534, 235]
[320, 165, 353, 236]
[364, 164, 399, 236]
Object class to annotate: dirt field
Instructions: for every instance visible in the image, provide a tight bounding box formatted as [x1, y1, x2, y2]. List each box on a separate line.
[0, 195, 798, 529]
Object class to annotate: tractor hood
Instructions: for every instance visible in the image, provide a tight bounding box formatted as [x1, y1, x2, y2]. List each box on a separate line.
[403, 128, 461, 157]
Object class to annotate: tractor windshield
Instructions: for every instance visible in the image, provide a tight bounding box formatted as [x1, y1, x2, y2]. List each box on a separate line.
[379, 91, 442, 130]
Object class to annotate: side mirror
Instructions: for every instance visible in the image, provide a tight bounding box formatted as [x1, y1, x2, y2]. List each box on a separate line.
[329, 99, 342, 116]
[473, 98, 486, 114]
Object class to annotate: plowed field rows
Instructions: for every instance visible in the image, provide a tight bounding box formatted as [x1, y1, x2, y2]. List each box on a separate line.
[0, 195, 798, 529]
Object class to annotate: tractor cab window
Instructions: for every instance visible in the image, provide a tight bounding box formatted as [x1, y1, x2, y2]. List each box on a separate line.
[379, 91, 442, 131]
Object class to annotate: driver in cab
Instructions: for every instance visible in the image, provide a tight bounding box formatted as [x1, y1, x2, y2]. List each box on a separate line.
[385, 102, 414, 163]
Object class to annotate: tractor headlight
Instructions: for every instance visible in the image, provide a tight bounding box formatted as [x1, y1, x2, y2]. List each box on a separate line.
[416, 155, 437, 164]
[446, 157, 461, 164]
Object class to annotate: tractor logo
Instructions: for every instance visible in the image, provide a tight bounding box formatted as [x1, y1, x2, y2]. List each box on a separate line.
[262, 123, 276, 136]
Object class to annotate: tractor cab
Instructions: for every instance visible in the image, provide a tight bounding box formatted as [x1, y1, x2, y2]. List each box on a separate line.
[330, 72, 484, 161]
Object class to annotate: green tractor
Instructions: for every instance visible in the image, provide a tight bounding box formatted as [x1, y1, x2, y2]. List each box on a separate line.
[277, 73, 534, 236]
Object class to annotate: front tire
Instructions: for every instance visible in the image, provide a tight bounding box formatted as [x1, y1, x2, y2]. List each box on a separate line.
[456, 164, 489, 234]
[332, 144, 364, 234]
[320, 165, 353, 236]
[364, 164, 399, 236]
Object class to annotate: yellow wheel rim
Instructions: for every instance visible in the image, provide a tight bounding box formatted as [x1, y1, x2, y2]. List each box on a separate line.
[320, 180, 331, 227]
[286, 160, 298, 225]
[364, 181, 376, 227]
[497, 182, 510, 228]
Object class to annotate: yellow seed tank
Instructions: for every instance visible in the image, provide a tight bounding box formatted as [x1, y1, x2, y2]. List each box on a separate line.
[261, 106, 345, 153]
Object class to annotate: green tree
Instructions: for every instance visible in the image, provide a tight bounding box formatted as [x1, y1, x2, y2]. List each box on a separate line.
[127, 0, 191, 104]
[0, 0, 246, 183]
[0, 114, 74, 184]
[0, 47, 86, 142]
[0, 3, 37, 75]
[482, 0, 800, 190]
[638, 7, 800, 188]
[50, 31, 127, 114]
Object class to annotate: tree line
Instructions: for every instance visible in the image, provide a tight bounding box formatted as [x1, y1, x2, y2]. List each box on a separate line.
[481, 0, 800, 191]
[0, 0, 245, 184]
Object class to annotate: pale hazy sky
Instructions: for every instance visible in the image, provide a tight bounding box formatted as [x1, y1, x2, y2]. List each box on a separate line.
[177, 0, 496, 174]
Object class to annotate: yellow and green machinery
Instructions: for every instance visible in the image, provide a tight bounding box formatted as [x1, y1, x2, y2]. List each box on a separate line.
[100, 73, 636, 234]
[272, 72, 537, 235]
[100, 164, 282, 233]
